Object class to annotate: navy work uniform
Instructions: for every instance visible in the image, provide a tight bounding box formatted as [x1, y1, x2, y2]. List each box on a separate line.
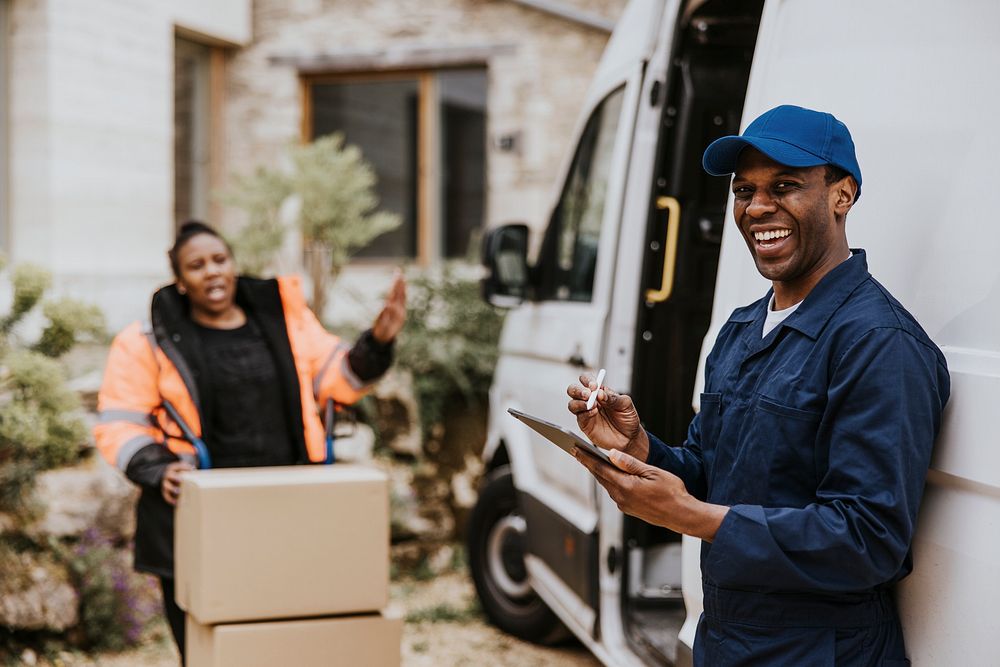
[648, 250, 950, 666]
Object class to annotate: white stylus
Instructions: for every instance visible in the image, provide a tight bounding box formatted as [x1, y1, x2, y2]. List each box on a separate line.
[586, 368, 606, 410]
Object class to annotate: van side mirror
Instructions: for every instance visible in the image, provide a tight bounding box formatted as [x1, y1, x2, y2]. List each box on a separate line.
[481, 223, 530, 308]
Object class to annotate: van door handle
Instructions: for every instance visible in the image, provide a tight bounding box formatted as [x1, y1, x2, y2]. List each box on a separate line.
[645, 196, 681, 303]
[567, 353, 587, 367]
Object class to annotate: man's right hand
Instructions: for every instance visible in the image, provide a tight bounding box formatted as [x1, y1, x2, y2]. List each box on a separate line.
[567, 373, 649, 462]
[161, 461, 195, 506]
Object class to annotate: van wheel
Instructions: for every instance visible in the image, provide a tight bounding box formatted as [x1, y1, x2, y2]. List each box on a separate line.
[467, 465, 566, 644]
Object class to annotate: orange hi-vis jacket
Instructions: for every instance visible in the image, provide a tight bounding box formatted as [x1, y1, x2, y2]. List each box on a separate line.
[94, 275, 373, 474]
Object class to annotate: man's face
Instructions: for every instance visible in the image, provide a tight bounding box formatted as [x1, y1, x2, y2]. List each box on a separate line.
[731, 148, 850, 293]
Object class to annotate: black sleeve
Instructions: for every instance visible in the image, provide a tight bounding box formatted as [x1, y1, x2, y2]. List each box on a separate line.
[346, 329, 395, 383]
[124, 442, 179, 490]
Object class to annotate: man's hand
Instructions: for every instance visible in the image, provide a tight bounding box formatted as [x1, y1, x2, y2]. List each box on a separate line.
[161, 461, 195, 506]
[573, 447, 728, 542]
[567, 374, 649, 461]
[372, 270, 407, 344]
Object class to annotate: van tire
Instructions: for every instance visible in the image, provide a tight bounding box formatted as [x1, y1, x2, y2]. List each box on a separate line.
[467, 465, 566, 644]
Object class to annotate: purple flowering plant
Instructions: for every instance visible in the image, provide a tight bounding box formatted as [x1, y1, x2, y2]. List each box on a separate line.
[68, 529, 161, 650]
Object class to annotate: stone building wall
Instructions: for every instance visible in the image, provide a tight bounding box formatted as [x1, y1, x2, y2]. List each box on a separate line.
[4, 0, 251, 330]
[221, 0, 629, 247]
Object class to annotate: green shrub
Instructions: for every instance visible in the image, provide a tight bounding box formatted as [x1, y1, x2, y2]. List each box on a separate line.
[224, 133, 400, 315]
[404, 600, 482, 625]
[67, 530, 161, 651]
[0, 264, 104, 514]
[34, 299, 106, 358]
[395, 265, 505, 439]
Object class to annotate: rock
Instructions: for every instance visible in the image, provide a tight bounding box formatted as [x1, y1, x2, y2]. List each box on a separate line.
[391, 542, 426, 572]
[329, 422, 375, 463]
[20, 649, 37, 666]
[450, 455, 483, 511]
[0, 552, 78, 631]
[371, 370, 422, 457]
[409, 461, 456, 538]
[426, 544, 456, 575]
[389, 464, 439, 543]
[28, 454, 138, 542]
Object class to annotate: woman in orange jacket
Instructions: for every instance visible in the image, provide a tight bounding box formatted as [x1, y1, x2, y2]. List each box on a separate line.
[94, 221, 405, 662]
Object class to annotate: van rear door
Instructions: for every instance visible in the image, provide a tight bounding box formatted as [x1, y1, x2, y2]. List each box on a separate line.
[492, 0, 668, 646]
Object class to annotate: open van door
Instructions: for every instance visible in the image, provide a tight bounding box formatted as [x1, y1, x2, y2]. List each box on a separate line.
[473, 0, 669, 655]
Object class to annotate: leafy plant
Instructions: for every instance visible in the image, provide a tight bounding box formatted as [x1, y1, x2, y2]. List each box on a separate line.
[221, 166, 292, 277]
[224, 133, 401, 314]
[395, 265, 505, 439]
[405, 600, 482, 625]
[67, 530, 160, 651]
[0, 264, 104, 515]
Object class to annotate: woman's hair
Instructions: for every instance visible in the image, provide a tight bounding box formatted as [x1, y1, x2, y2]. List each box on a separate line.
[168, 220, 233, 278]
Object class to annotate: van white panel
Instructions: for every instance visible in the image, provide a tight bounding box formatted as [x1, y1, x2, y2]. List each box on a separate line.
[699, 1, 1000, 663]
[589, 0, 665, 90]
[896, 470, 1000, 666]
[709, 0, 1000, 345]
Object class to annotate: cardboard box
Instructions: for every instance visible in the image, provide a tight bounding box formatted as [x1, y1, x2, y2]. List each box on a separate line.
[186, 611, 402, 667]
[175, 465, 389, 624]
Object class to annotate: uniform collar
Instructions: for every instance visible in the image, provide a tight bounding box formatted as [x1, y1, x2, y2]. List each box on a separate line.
[730, 249, 871, 340]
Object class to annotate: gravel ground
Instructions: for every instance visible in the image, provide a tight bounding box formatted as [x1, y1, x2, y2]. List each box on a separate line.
[397, 572, 599, 667]
[35, 571, 598, 667]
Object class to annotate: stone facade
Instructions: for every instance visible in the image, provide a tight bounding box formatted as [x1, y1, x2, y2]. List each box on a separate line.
[4, 0, 251, 331]
[221, 0, 628, 259]
[1, 0, 626, 328]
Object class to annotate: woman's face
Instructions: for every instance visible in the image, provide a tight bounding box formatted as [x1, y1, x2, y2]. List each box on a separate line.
[175, 234, 237, 315]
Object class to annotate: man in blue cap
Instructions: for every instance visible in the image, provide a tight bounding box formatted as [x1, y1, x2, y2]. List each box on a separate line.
[568, 105, 950, 665]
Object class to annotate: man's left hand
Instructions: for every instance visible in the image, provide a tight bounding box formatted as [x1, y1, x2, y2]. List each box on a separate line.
[372, 270, 407, 344]
[573, 447, 728, 542]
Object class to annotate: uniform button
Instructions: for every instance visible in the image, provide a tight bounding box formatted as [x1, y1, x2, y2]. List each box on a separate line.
[172, 333, 181, 342]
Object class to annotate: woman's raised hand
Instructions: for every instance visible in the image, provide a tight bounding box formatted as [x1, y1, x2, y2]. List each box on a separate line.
[372, 270, 407, 344]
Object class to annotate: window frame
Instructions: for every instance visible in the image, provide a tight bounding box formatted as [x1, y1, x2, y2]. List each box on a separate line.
[301, 67, 486, 266]
[173, 32, 227, 229]
[534, 85, 627, 303]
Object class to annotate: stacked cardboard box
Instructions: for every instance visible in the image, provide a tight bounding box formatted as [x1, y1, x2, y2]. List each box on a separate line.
[175, 465, 401, 667]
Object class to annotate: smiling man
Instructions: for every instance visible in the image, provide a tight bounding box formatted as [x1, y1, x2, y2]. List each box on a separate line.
[567, 105, 951, 665]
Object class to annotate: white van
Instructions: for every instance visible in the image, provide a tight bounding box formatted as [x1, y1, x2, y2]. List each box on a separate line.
[467, 0, 1000, 665]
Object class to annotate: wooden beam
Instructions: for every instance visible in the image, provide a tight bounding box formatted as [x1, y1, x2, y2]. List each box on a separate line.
[417, 73, 440, 266]
[271, 44, 515, 74]
[208, 46, 226, 224]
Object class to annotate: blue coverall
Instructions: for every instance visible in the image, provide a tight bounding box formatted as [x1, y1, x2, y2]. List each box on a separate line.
[647, 250, 950, 666]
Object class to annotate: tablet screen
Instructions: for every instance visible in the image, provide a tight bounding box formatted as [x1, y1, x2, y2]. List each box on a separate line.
[507, 408, 614, 466]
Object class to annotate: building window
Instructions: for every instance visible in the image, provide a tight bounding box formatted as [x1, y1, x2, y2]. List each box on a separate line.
[304, 68, 487, 263]
[174, 35, 224, 227]
[0, 0, 8, 249]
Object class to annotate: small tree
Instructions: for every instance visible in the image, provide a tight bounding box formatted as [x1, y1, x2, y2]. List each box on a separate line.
[225, 133, 400, 315]
[0, 264, 105, 516]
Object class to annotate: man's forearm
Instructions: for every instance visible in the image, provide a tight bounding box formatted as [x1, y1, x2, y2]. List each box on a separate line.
[674, 497, 729, 543]
[625, 429, 651, 463]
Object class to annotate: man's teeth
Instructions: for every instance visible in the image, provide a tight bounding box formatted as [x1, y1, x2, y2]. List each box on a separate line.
[754, 229, 791, 242]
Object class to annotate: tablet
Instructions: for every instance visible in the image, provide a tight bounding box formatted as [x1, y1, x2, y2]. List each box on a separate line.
[507, 408, 615, 467]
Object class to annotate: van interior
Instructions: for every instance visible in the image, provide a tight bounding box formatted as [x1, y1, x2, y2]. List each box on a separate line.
[623, 1, 764, 663]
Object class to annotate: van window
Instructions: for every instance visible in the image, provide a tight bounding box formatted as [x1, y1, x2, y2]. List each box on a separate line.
[537, 87, 625, 302]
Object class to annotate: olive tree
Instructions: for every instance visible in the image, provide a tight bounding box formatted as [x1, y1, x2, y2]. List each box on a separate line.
[225, 133, 400, 315]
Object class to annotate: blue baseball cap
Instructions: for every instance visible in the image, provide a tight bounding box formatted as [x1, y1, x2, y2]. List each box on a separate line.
[702, 105, 862, 200]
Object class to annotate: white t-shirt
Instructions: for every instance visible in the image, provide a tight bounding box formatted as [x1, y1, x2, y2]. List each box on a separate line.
[762, 294, 802, 338]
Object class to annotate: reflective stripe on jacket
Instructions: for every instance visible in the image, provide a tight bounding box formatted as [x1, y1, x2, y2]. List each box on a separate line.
[94, 275, 370, 472]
